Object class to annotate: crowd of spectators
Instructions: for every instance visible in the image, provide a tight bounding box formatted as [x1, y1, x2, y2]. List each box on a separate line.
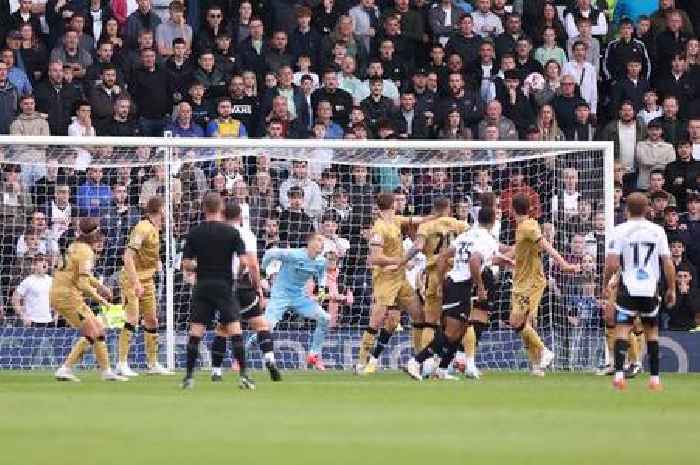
[0, 0, 698, 341]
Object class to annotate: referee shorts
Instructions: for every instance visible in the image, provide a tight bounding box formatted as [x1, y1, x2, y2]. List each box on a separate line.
[190, 279, 240, 325]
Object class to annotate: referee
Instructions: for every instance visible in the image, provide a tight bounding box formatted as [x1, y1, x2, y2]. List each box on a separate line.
[181, 191, 254, 390]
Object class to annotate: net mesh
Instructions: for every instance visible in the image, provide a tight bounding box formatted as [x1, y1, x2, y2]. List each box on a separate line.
[0, 140, 609, 372]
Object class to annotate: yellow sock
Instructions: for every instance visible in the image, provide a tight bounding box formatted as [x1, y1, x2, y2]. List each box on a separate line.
[420, 325, 435, 353]
[94, 339, 110, 371]
[358, 330, 376, 365]
[628, 331, 640, 365]
[412, 326, 423, 353]
[521, 326, 545, 364]
[635, 333, 645, 364]
[464, 326, 476, 359]
[145, 330, 158, 367]
[64, 337, 90, 368]
[118, 326, 133, 364]
[606, 329, 616, 357]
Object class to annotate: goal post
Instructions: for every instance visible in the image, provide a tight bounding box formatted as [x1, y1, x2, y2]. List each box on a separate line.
[0, 136, 614, 372]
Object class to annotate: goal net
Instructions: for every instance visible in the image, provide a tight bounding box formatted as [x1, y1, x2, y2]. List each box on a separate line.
[0, 137, 613, 372]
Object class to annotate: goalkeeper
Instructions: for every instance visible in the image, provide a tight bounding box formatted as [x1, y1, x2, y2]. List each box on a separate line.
[247, 232, 330, 370]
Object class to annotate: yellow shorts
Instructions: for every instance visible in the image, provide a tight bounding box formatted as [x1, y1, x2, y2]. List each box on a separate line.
[50, 287, 96, 329]
[119, 274, 157, 321]
[511, 284, 546, 320]
[373, 277, 416, 308]
[423, 271, 443, 323]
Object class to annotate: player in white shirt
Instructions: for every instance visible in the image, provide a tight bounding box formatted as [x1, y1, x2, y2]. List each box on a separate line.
[603, 193, 676, 391]
[12, 254, 53, 327]
[405, 206, 510, 380]
[218, 201, 281, 381]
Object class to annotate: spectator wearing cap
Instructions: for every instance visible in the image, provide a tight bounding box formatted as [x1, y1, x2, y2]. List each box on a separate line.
[499, 68, 535, 138]
[156, 1, 192, 58]
[598, 101, 646, 170]
[665, 263, 699, 330]
[279, 160, 323, 218]
[636, 120, 676, 190]
[654, 52, 699, 119]
[665, 139, 700, 211]
[610, 56, 649, 118]
[603, 18, 651, 83]
[278, 185, 315, 248]
[288, 7, 322, 70]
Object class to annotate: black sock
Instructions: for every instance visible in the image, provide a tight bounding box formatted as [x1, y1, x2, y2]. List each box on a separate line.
[371, 328, 393, 359]
[257, 330, 274, 355]
[438, 338, 460, 369]
[124, 322, 136, 332]
[211, 336, 226, 369]
[186, 335, 201, 379]
[647, 340, 660, 376]
[231, 334, 246, 376]
[84, 335, 95, 344]
[416, 330, 444, 363]
[614, 338, 629, 373]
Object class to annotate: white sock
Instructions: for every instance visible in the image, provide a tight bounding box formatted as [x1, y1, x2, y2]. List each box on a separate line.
[212, 367, 222, 376]
[650, 375, 660, 384]
[263, 352, 275, 363]
[466, 356, 475, 368]
[614, 371, 624, 382]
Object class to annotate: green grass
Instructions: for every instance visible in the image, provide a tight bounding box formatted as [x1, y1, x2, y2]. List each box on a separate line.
[1, 371, 698, 465]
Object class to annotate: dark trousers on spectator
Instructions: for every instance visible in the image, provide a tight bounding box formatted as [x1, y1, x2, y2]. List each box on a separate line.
[139, 117, 166, 137]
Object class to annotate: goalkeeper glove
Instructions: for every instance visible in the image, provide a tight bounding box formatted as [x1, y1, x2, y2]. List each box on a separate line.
[317, 287, 329, 303]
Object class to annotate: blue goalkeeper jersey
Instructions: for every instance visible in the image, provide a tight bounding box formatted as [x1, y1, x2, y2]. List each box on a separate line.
[262, 248, 326, 298]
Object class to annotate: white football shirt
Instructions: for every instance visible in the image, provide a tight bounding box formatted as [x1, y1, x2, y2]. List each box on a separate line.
[16, 274, 53, 323]
[606, 218, 670, 297]
[448, 227, 499, 283]
[232, 224, 257, 277]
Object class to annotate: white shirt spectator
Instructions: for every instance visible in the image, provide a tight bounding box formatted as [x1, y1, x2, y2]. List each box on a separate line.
[355, 79, 400, 106]
[15, 273, 53, 324]
[16, 232, 59, 257]
[279, 177, 324, 217]
[562, 61, 598, 115]
[565, 8, 607, 40]
[472, 10, 503, 38]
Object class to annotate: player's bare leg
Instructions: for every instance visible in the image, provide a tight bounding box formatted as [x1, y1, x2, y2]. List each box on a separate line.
[510, 306, 550, 377]
[356, 303, 388, 372]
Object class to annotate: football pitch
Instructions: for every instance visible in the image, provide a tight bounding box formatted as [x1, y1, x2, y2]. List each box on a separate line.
[1, 371, 697, 465]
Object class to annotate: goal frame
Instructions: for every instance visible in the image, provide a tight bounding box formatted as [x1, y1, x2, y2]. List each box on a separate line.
[0, 136, 614, 371]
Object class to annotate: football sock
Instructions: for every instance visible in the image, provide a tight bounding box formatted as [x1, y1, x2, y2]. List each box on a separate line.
[634, 332, 645, 364]
[257, 330, 275, 363]
[614, 338, 629, 381]
[371, 328, 393, 359]
[411, 323, 424, 353]
[144, 327, 158, 367]
[647, 340, 660, 377]
[185, 335, 201, 379]
[211, 335, 226, 369]
[118, 322, 135, 364]
[420, 323, 437, 353]
[231, 334, 247, 376]
[65, 337, 90, 368]
[438, 338, 460, 369]
[358, 328, 377, 365]
[94, 336, 109, 371]
[605, 326, 616, 364]
[521, 326, 545, 364]
[415, 330, 444, 364]
[628, 331, 640, 366]
[464, 326, 476, 360]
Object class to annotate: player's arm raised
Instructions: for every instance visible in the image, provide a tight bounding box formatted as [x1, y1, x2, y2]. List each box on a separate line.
[539, 237, 579, 273]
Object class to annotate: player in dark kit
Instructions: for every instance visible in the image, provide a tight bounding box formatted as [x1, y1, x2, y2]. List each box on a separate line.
[181, 192, 255, 390]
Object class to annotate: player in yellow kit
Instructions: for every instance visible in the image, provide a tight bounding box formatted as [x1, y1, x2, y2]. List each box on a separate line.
[116, 197, 173, 376]
[509, 193, 579, 376]
[53, 218, 127, 382]
[357, 192, 433, 374]
[412, 197, 467, 352]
